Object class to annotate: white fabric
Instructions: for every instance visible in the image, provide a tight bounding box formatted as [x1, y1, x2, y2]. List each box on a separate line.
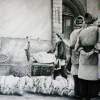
[33, 52, 56, 63]
[0, 75, 74, 96]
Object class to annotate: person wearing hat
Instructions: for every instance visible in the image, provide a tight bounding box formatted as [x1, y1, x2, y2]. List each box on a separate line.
[69, 15, 85, 98]
[52, 33, 68, 80]
[74, 12, 99, 100]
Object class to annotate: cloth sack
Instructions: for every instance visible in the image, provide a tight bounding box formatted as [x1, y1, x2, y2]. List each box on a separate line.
[79, 25, 98, 46]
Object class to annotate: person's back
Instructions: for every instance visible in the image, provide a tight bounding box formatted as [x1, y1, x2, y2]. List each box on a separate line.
[76, 12, 99, 100]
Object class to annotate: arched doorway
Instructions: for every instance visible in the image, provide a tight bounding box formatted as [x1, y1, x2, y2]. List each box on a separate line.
[62, 0, 86, 39]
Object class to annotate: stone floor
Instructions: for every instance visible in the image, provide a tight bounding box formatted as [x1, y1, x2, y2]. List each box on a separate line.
[0, 93, 100, 100]
[0, 93, 76, 100]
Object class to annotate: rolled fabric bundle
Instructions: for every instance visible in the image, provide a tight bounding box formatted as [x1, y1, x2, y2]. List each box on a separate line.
[24, 76, 33, 91]
[41, 76, 53, 94]
[53, 76, 68, 96]
[36, 76, 46, 93]
[16, 77, 26, 95]
[0, 76, 20, 95]
[0, 75, 74, 96]
[0, 76, 6, 94]
[79, 26, 98, 46]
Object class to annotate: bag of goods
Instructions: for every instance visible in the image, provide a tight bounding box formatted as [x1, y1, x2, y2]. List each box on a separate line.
[24, 76, 33, 91]
[79, 26, 98, 46]
[0, 75, 24, 95]
[0, 75, 75, 96]
[54, 76, 68, 96]
[70, 29, 81, 47]
[42, 76, 53, 94]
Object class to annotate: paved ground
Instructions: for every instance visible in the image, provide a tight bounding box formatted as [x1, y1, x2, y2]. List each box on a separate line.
[0, 93, 100, 100]
[0, 93, 77, 100]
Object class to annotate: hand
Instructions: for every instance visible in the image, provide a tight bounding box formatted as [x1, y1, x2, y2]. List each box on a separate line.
[78, 47, 83, 52]
[94, 48, 100, 53]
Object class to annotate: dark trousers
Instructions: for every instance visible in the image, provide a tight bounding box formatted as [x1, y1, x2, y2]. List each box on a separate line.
[73, 75, 80, 97]
[52, 66, 67, 80]
[79, 78, 99, 98]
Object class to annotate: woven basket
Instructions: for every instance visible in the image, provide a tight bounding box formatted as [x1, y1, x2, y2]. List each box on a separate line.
[31, 63, 54, 76]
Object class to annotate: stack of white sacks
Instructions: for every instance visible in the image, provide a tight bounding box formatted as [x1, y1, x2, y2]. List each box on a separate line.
[0, 75, 74, 96]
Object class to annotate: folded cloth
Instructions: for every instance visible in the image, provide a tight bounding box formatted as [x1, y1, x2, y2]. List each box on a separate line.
[33, 52, 56, 63]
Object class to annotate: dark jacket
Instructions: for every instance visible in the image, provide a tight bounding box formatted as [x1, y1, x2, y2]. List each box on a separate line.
[55, 41, 66, 59]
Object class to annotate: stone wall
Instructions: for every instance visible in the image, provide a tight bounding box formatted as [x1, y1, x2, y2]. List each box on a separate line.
[87, 0, 100, 18]
[0, 0, 52, 41]
[52, 0, 62, 46]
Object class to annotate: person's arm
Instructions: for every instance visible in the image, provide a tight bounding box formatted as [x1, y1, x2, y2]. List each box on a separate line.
[65, 47, 71, 65]
[80, 49, 95, 56]
[56, 33, 70, 48]
[95, 27, 100, 53]
[74, 36, 80, 51]
[78, 47, 83, 52]
[63, 39, 70, 48]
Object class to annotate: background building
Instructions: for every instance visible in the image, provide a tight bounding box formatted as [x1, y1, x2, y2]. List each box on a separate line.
[0, 0, 99, 75]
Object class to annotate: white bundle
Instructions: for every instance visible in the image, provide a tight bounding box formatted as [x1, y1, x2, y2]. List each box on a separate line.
[24, 76, 33, 91]
[0, 75, 74, 96]
[0, 76, 6, 94]
[16, 77, 26, 95]
[31, 77, 38, 93]
[79, 26, 98, 46]
[56, 76, 68, 95]
[51, 76, 68, 96]
[32, 77, 41, 93]
[42, 76, 53, 94]
[0, 76, 20, 95]
[35, 76, 45, 93]
[33, 52, 56, 63]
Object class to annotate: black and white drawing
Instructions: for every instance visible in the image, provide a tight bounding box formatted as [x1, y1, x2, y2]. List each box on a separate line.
[0, 0, 99, 100]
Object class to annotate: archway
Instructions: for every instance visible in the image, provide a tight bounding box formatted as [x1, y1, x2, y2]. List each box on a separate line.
[62, 0, 86, 39]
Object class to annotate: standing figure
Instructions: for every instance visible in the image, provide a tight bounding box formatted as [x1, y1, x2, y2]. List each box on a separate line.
[75, 13, 99, 100]
[69, 15, 84, 98]
[52, 33, 68, 80]
[25, 36, 30, 61]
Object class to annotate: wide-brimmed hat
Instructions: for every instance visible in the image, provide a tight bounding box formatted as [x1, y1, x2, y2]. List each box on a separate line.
[84, 12, 98, 24]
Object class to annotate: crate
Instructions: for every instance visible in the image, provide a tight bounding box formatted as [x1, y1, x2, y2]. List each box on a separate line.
[31, 63, 54, 76]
